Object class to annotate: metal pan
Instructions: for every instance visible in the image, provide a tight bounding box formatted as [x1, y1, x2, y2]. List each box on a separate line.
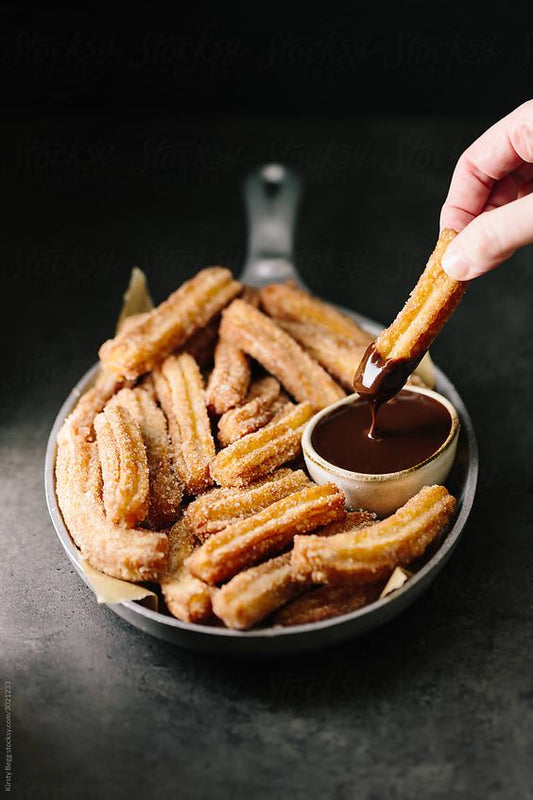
[44, 166, 478, 656]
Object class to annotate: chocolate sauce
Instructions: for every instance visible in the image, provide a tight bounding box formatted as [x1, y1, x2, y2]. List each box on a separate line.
[311, 390, 451, 474]
[353, 342, 423, 436]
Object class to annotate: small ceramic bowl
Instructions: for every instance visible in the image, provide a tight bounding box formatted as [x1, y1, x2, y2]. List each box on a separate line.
[302, 386, 460, 517]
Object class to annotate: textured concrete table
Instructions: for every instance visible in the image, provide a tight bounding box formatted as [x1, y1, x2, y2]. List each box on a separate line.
[2, 113, 532, 799]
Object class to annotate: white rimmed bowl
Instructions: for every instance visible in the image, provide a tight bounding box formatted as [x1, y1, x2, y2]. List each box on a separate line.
[303, 386, 460, 517]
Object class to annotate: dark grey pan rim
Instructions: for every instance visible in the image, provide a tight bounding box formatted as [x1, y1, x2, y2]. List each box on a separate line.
[44, 309, 478, 646]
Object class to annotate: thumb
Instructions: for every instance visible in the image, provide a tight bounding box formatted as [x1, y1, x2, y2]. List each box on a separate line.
[441, 192, 533, 280]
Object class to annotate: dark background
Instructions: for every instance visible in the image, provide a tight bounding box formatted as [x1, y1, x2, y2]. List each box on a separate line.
[2, 3, 533, 115]
[2, 4, 533, 800]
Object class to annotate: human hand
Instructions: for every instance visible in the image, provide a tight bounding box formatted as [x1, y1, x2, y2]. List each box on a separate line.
[440, 100, 533, 280]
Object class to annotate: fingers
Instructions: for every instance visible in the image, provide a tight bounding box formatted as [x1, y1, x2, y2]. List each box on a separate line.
[442, 191, 533, 279]
[440, 100, 533, 232]
[482, 173, 521, 213]
[518, 178, 533, 199]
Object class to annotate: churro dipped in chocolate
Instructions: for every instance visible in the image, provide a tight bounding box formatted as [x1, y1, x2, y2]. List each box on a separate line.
[353, 229, 466, 430]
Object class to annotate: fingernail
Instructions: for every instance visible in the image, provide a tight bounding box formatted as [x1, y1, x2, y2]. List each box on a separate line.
[442, 248, 469, 280]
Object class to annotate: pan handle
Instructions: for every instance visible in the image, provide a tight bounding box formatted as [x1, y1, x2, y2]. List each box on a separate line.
[240, 164, 305, 288]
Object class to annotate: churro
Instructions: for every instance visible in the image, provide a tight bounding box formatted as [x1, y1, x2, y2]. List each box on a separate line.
[185, 468, 311, 540]
[65, 370, 125, 441]
[212, 509, 376, 629]
[219, 299, 345, 410]
[213, 554, 302, 630]
[354, 229, 466, 404]
[217, 376, 286, 446]
[94, 404, 149, 527]
[273, 583, 382, 626]
[160, 518, 215, 623]
[138, 372, 157, 401]
[117, 311, 149, 336]
[152, 370, 187, 484]
[260, 282, 373, 346]
[206, 339, 251, 414]
[186, 483, 346, 585]
[182, 315, 220, 367]
[313, 510, 378, 538]
[278, 320, 367, 389]
[209, 402, 313, 487]
[292, 485, 456, 584]
[56, 422, 168, 581]
[154, 353, 215, 494]
[108, 387, 182, 529]
[247, 375, 282, 402]
[240, 285, 261, 307]
[99, 267, 241, 380]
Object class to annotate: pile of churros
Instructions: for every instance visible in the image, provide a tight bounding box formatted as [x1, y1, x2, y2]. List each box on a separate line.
[56, 234, 460, 630]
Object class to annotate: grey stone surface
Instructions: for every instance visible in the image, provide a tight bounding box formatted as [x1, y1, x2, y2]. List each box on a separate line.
[2, 113, 532, 799]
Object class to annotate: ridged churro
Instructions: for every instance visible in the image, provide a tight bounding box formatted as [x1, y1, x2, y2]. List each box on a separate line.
[56, 423, 168, 581]
[186, 483, 346, 585]
[292, 485, 456, 584]
[182, 315, 220, 367]
[99, 267, 241, 380]
[152, 369, 187, 484]
[213, 554, 302, 630]
[206, 339, 251, 414]
[94, 404, 149, 527]
[278, 320, 367, 389]
[154, 353, 215, 494]
[217, 376, 286, 446]
[313, 510, 378, 538]
[260, 282, 373, 346]
[117, 311, 149, 336]
[185, 468, 311, 540]
[354, 229, 466, 404]
[209, 402, 313, 487]
[219, 299, 345, 410]
[248, 376, 282, 401]
[217, 396, 288, 447]
[108, 387, 182, 529]
[273, 583, 382, 626]
[65, 370, 125, 442]
[160, 518, 215, 623]
[212, 509, 376, 629]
